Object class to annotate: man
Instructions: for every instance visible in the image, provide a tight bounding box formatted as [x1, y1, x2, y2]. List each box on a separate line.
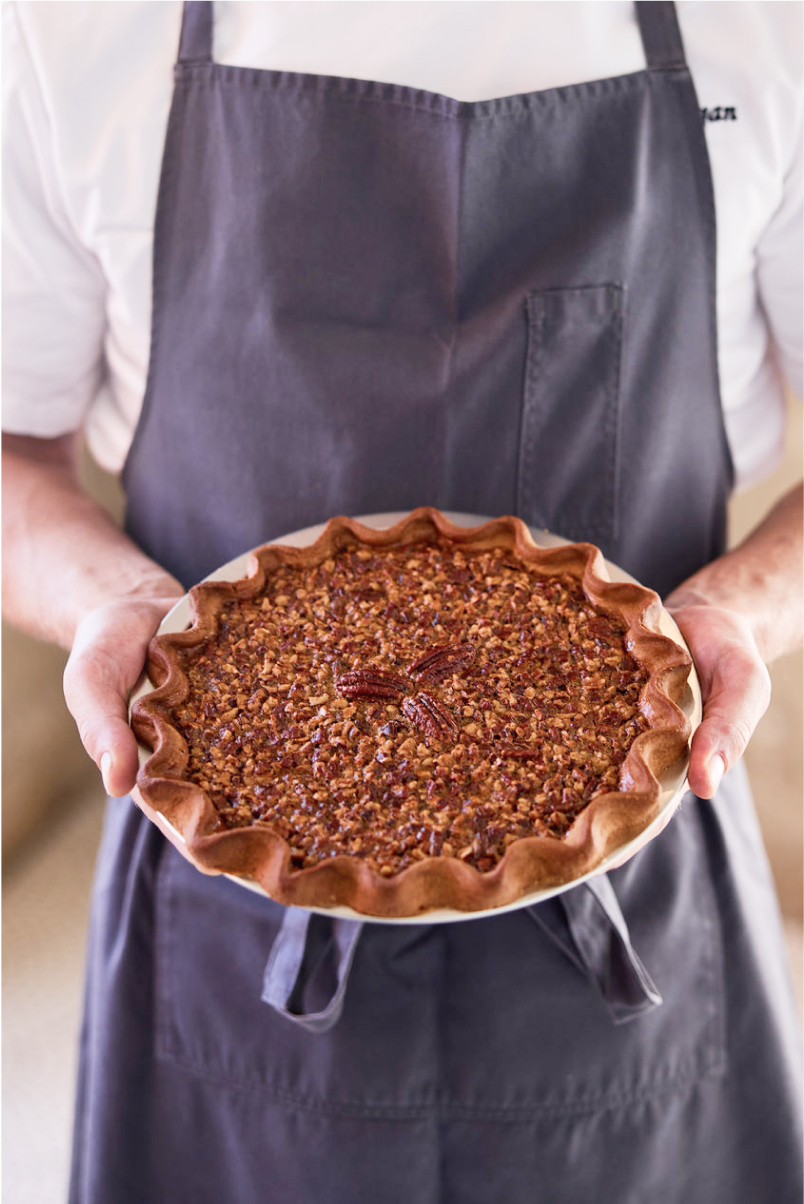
[4, 3, 802, 1200]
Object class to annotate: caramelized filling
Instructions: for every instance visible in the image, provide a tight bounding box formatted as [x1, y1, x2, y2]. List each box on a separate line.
[172, 542, 648, 875]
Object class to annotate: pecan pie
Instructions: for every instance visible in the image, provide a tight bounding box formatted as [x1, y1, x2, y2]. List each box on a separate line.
[132, 509, 692, 917]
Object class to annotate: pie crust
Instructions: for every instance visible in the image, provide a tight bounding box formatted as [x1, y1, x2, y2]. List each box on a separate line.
[131, 508, 692, 917]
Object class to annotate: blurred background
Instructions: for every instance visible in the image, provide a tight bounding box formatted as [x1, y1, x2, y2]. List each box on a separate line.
[3, 401, 802, 1202]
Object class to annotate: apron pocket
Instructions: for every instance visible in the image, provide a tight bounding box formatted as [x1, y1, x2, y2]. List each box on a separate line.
[154, 804, 725, 1116]
[153, 847, 445, 1112]
[438, 803, 726, 1115]
[517, 284, 624, 548]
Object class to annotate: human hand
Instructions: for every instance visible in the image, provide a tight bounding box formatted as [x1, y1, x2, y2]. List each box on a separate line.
[660, 483, 801, 800]
[661, 597, 771, 798]
[598, 594, 771, 873]
[63, 591, 184, 797]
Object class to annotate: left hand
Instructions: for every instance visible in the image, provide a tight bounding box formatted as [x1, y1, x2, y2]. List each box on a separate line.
[600, 593, 772, 872]
[662, 597, 771, 798]
[662, 481, 802, 799]
[596, 483, 801, 871]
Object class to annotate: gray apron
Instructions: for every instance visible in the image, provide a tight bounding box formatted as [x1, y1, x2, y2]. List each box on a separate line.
[70, 4, 802, 1201]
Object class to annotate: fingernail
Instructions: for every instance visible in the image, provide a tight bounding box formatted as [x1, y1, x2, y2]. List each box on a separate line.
[708, 753, 725, 794]
[100, 752, 112, 792]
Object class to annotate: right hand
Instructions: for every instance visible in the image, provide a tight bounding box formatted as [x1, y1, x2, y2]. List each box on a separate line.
[63, 591, 184, 797]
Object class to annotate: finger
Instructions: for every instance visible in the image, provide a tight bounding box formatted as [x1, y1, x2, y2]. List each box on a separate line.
[63, 641, 142, 796]
[686, 645, 771, 798]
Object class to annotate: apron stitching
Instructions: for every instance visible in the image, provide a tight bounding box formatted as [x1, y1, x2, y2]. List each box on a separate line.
[517, 293, 544, 520]
[603, 284, 624, 544]
[171, 64, 661, 122]
[153, 1043, 724, 1119]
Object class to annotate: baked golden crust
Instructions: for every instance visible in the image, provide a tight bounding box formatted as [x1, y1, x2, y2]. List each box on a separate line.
[131, 508, 692, 917]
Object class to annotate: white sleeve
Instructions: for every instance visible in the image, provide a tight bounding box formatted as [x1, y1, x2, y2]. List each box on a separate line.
[1, 0, 108, 438]
[755, 41, 803, 403]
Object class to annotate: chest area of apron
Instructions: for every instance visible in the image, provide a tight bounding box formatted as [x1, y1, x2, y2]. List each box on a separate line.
[126, 62, 725, 593]
[165, 70, 668, 363]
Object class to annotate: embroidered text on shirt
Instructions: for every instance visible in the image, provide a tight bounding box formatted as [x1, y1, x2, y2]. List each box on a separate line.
[701, 106, 737, 123]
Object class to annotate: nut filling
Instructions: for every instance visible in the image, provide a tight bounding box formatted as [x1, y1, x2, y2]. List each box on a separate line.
[170, 541, 650, 877]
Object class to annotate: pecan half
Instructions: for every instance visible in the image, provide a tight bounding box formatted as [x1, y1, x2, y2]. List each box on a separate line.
[407, 642, 476, 684]
[402, 692, 459, 741]
[335, 669, 407, 700]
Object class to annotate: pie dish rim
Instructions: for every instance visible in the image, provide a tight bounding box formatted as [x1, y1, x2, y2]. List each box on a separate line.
[129, 508, 701, 921]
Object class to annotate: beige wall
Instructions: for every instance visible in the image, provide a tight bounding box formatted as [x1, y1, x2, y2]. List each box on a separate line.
[3, 417, 802, 915]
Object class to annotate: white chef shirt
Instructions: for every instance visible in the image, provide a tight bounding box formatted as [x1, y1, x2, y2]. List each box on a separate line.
[2, 1, 802, 490]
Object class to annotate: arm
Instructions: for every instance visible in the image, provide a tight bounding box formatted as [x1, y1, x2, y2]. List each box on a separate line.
[4, 431, 801, 809]
[664, 481, 803, 798]
[2, 432, 184, 796]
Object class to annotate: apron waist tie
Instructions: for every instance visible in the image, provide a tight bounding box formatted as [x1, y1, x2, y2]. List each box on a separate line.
[261, 907, 364, 1033]
[262, 873, 661, 1032]
[527, 873, 663, 1024]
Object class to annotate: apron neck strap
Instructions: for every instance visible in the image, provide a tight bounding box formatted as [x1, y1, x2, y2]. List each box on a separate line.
[178, 1, 213, 65]
[635, 1, 687, 71]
